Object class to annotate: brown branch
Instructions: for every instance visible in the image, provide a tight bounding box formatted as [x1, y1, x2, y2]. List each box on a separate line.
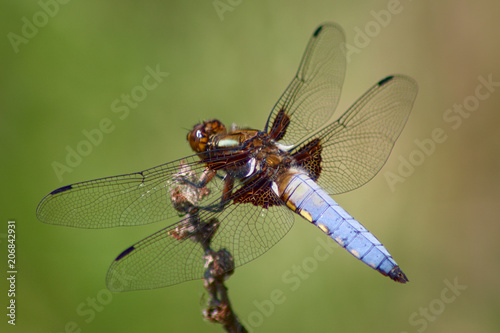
[169, 161, 247, 333]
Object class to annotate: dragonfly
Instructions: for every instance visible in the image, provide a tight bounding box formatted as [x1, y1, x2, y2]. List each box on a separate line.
[37, 23, 417, 292]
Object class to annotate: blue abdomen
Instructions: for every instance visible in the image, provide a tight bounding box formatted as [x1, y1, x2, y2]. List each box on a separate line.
[279, 172, 407, 283]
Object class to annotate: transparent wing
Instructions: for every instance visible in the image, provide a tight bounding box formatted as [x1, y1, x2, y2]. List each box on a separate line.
[106, 182, 295, 291]
[264, 22, 346, 145]
[38, 149, 296, 290]
[297, 75, 418, 195]
[36, 154, 232, 228]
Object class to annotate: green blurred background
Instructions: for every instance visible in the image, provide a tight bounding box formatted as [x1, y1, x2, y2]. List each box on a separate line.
[1, 0, 499, 332]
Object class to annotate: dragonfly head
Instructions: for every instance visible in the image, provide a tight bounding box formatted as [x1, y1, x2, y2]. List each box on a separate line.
[187, 119, 227, 154]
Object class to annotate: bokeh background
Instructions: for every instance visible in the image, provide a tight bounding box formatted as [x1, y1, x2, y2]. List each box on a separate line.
[2, 1, 499, 332]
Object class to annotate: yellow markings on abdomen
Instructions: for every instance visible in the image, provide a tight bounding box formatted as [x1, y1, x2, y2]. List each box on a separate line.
[285, 200, 297, 211]
[349, 249, 360, 258]
[298, 209, 313, 222]
[317, 223, 330, 234]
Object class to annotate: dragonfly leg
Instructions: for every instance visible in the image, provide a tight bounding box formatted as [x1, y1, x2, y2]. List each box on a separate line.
[197, 176, 234, 213]
[176, 168, 216, 189]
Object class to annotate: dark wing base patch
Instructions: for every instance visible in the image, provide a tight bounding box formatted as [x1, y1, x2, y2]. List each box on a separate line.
[232, 177, 282, 209]
[268, 109, 291, 141]
[292, 138, 323, 181]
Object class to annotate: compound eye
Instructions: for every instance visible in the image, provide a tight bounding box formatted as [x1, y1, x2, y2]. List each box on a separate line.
[196, 130, 203, 139]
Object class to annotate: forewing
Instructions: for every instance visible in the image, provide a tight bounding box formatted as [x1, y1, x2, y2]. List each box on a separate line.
[265, 23, 346, 145]
[36, 154, 229, 228]
[297, 75, 418, 195]
[106, 181, 295, 291]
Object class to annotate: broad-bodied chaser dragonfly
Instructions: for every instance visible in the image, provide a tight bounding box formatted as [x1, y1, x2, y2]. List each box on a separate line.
[37, 23, 417, 291]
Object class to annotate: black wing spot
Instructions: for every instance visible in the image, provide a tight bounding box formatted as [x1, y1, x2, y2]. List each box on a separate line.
[50, 185, 73, 195]
[378, 75, 394, 86]
[115, 246, 135, 261]
[313, 25, 323, 37]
